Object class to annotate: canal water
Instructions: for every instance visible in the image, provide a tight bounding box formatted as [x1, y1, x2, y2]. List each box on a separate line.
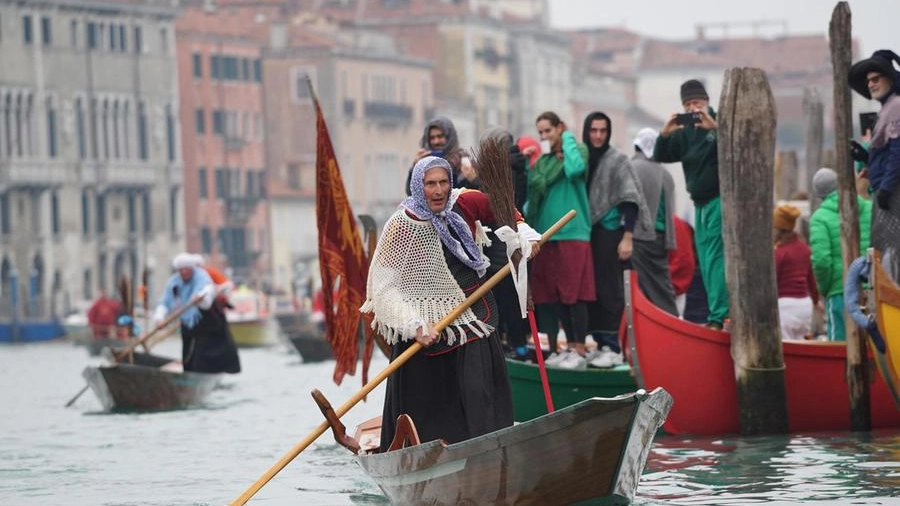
[1, 339, 897, 505]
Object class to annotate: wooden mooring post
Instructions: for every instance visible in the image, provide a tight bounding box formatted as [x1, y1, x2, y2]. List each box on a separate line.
[719, 67, 789, 434]
[829, 1, 870, 431]
[804, 88, 824, 212]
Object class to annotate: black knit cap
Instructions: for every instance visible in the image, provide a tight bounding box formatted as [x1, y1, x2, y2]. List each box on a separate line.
[680, 79, 709, 104]
[848, 50, 900, 99]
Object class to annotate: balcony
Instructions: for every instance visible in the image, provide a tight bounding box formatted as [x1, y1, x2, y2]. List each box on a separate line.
[224, 195, 260, 222]
[0, 159, 69, 189]
[224, 136, 246, 150]
[364, 101, 413, 126]
[96, 160, 156, 190]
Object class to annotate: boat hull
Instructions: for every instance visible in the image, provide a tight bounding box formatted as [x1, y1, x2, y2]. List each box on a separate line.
[228, 318, 276, 347]
[82, 353, 221, 411]
[506, 358, 637, 421]
[871, 253, 900, 406]
[358, 388, 672, 506]
[627, 270, 900, 434]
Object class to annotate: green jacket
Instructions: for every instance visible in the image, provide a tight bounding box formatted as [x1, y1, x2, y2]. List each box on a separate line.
[653, 107, 719, 205]
[808, 192, 872, 297]
[525, 131, 591, 241]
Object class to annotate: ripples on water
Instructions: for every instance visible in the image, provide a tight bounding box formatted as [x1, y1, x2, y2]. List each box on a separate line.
[1, 340, 898, 505]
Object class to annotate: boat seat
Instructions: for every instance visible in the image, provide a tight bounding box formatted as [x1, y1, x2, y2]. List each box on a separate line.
[387, 414, 421, 451]
[311, 389, 361, 454]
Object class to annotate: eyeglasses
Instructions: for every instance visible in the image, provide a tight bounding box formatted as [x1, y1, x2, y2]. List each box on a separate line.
[867, 74, 885, 85]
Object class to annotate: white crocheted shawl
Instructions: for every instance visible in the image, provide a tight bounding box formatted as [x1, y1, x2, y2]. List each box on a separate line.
[359, 207, 492, 345]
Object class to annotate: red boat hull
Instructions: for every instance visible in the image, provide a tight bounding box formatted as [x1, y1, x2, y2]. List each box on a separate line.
[628, 271, 900, 434]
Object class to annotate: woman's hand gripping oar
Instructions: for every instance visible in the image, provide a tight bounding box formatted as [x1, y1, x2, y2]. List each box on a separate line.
[63, 294, 205, 408]
[227, 210, 576, 506]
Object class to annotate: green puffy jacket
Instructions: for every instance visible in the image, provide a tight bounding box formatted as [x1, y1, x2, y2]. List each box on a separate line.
[808, 192, 872, 297]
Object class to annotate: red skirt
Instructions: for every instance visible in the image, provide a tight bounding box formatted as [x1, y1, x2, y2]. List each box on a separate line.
[530, 240, 596, 305]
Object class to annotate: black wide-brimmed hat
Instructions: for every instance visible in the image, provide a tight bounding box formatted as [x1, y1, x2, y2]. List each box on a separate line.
[848, 49, 900, 99]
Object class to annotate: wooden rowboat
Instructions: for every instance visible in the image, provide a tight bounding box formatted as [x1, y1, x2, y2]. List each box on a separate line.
[228, 317, 277, 348]
[506, 358, 637, 421]
[82, 352, 222, 411]
[626, 270, 900, 434]
[869, 250, 900, 406]
[339, 388, 671, 506]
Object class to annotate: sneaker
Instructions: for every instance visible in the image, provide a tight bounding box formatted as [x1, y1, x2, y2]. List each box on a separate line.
[589, 346, 624, 369]
[705, 321, 723, 331]
[544, 352, 567, 366]
[557, 350, 588, 370]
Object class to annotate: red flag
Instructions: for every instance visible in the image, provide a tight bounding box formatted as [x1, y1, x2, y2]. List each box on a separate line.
[313, 89, 374, 386]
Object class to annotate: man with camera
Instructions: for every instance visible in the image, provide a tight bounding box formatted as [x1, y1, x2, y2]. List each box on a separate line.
[849, 49, 900, 280]
[653, 79, 729, 330]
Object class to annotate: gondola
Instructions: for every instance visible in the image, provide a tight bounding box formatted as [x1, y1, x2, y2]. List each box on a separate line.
[81, 351, 221, 411]
[626, 270, 900, 434]
[869, 249, 900, 406]
[506, 357, 637, 421]
[316, 388, 672, 506]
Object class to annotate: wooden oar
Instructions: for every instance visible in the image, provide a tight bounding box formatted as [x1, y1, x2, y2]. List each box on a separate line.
[64, 294, 204, 408]
[228, 210, 576, 506]
[113, 294, 203, 362]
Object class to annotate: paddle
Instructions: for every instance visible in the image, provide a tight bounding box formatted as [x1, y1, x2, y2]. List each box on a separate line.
[63, 294, 204, 408]
[228, 210, 576, 506]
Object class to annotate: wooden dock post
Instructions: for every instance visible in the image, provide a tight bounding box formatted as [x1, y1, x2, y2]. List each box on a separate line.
[804, 88, 824, 212]
[719, 67, 789, 434]
[829, 1, 870, 431]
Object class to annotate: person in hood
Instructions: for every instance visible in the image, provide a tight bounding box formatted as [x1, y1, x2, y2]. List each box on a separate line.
[848, 49, 900, 280]
[654, 79, 729, 330]
[405, 116, 477, 195]
[580, 111, 651, 368]
[630, 128, 679, 318]
[808, 168, 872, 341]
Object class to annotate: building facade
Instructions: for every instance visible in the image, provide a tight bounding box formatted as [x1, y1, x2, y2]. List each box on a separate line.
[0, 0, 184, 321]
[175, 5, 272, 288]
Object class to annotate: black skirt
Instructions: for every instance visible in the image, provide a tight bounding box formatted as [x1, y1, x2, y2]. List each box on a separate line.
[378, 242, 513, 452]
[181, 305, 241, 374]
[379, 332, 513, 452]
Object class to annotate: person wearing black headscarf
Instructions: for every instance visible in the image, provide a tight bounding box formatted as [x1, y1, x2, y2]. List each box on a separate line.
[849, 49, 900, 280]
[581, 112, 651, 365]
[405, 117, 478, 195]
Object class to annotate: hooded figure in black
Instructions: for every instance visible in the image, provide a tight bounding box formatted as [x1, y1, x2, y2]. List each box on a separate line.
[580, 112, 651, 358]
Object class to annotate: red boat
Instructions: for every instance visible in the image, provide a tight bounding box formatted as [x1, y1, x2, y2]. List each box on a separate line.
[626, 270, 900, 435]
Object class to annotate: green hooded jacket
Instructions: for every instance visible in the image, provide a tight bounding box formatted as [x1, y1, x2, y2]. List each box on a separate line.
[808, 192, 872, 297]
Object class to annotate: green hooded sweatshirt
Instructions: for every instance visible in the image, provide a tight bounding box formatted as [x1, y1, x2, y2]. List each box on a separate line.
[808, 192, 872, 297]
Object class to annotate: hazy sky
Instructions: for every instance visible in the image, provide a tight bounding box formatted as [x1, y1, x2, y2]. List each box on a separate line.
[549, 0, 896, 57]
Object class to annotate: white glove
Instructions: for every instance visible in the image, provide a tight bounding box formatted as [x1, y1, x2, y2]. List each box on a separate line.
[197, 283, 215, 310]
[152, 305, 168, 328]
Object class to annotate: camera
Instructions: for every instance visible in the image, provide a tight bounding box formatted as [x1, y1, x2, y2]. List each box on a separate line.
[675, 112, 701, 127]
